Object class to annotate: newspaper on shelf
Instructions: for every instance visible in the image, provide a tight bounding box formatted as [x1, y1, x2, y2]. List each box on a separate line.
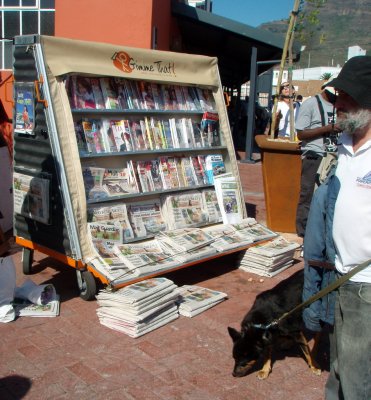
[161, 190, 209, 230]
[113, 242, 178, 276]
[156, 228, 215, 253]
[213, 173, 244, 225]
[176, 285, 227, 317]
[128, 201, 166, 238]
[88, 221, 123, 244]
[202, 224, 255, 252]
[201, 188, 223, 224]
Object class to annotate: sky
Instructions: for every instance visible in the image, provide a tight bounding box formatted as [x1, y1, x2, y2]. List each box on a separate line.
[211, 0, 295, 27]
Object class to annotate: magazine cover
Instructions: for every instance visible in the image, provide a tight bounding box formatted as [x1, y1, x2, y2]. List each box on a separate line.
[81, 119, 108, 153]
[90, 77, 105, 109]
[200, 112, 221, 147]
[102, 165, 140, 196]
[14, 83, 35, 135]
[100, 77, 120, 109]
[81, 165, 108, 201]
[205, 154, 226, 184]
[70, 76, 97, 109]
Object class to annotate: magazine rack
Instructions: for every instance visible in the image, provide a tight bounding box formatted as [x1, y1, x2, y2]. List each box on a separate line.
[12, 35, 254, 300]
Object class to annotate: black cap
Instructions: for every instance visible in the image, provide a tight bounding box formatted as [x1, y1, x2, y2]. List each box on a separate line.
[323, 56, 371, 107]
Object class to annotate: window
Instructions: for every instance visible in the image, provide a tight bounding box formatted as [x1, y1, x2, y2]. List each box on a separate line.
[0, 0, 55, 69]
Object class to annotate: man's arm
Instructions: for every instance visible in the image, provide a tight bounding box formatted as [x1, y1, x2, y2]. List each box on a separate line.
[297, 124, 341, 141]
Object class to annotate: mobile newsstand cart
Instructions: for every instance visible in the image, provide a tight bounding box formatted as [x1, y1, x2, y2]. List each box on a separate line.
[12, 34, 251, 300]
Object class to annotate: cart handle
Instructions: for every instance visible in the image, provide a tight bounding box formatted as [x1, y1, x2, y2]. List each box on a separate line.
[35, 75, 48, 108]
[4, 76, 15, 107]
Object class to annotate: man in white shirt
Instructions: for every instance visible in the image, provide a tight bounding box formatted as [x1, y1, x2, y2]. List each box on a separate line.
[322, 55, 371, 400]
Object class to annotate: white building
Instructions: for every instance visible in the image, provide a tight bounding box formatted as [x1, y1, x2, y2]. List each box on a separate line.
[348, 45, 366, 59]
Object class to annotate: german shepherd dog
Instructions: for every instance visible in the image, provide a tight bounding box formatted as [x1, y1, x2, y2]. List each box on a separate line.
[228, 269, 321, 379]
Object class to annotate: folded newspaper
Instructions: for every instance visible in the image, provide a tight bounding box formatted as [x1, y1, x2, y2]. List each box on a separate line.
[176, 285, 227, 317]
[96, 277, 179, 337]
[12, 296, 60, 317]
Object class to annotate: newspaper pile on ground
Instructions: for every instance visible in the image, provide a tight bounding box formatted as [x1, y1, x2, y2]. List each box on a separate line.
[176, 285, 228, 317]
[238, 236, 300, 277]
[96, 277, 179, 337]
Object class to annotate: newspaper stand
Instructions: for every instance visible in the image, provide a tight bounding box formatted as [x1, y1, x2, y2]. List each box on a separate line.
[12, 35, 251, 300]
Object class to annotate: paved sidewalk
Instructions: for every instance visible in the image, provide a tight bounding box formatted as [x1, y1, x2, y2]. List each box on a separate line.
[0, 161, 328, 400]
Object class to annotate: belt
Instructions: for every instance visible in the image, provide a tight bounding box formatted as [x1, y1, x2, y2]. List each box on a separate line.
[308, 259, 335, 270]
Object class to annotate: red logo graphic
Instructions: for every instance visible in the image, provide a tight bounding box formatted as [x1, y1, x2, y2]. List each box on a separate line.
[112, 51, 133, 73]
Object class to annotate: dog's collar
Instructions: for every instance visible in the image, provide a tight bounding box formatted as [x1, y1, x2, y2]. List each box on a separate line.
[251, 320, 279, 330]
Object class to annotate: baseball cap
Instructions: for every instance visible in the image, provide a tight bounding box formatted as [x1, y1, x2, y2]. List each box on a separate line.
[323, 56, 371, 107]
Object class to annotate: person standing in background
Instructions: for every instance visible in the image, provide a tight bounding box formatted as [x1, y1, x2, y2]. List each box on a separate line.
[295, 86, 341, 238]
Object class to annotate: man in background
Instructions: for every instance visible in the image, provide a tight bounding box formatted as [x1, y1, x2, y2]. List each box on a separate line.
[295, 86, 341, 238]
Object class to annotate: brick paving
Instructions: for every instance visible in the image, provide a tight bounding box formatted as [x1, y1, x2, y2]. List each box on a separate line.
[0, 161, 328, 400]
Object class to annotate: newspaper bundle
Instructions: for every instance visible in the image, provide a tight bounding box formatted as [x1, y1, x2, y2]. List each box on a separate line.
[96, 277, 179, 337]
[176, 285, 227, 317]
[238, 236, 300, 277]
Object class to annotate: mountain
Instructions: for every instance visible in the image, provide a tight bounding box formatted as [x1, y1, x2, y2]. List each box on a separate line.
[259, 0, 371, 68]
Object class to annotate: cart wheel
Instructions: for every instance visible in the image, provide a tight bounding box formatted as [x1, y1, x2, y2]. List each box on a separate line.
[22, 248, 34, 275]
[76, 270, 97, 301]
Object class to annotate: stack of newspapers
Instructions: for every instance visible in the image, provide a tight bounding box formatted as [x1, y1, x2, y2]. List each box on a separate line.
[238, 236, 300, 277]
[96, 277, 179, 337]
[176, 285, 228, 317]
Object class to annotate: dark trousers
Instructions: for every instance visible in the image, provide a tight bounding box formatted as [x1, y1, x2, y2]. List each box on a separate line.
[296, 153, 323, 238]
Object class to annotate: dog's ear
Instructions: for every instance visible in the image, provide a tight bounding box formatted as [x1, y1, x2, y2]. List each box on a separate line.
[228, 327, 242, 342]
[262, 329, 272, 343]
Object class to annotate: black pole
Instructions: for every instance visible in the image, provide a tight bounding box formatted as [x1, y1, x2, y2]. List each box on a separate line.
[242, 46, 258, 164]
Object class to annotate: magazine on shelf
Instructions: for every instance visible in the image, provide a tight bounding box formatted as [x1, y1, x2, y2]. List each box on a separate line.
[13, 172, 50, 224]
[161, 84, 178, 110]
[138, 81, 156, 110]
[180, 157, 197, 187]
[181, 86, 199, 111]
[160, 120, 174, 149]
[110, 120, 134, 152]
[205, 154, 226, 184]
[90, 77, 105, 109]
[196, 88, 216, 111]
[136, 160, 154, 192]
[151, 83, 165, 110]
[12, 296, 60, 317]
[69, 76, 97, 109]
[114, 78, 130, 109]
[73, 121, 88, 154]
[81, 119, 108, 153]
[99, 120, 117, 153]
[161, 191, 209, 230]
[200, 112, 221, 147]
[149, 159, 163, 191]
[130, 120, 148, 150]
[174, 85, 187, 110]
[143, 117, 155, 150]
[190, 156, 207, 185]
[149, 117, 165, 149]
[176, 285, 227, 317]
[81, 165, 108, 201]
[128, 201, 166, 238]
[213, 174, 244, 224]
[100, 77, 120, 109]
[159, 156, 180, 189]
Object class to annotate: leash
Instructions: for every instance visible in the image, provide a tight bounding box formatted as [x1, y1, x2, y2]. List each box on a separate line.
[253, 258, 371, 330]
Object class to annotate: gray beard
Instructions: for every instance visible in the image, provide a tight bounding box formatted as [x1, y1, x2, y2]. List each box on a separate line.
[337, 109, 371, 135]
